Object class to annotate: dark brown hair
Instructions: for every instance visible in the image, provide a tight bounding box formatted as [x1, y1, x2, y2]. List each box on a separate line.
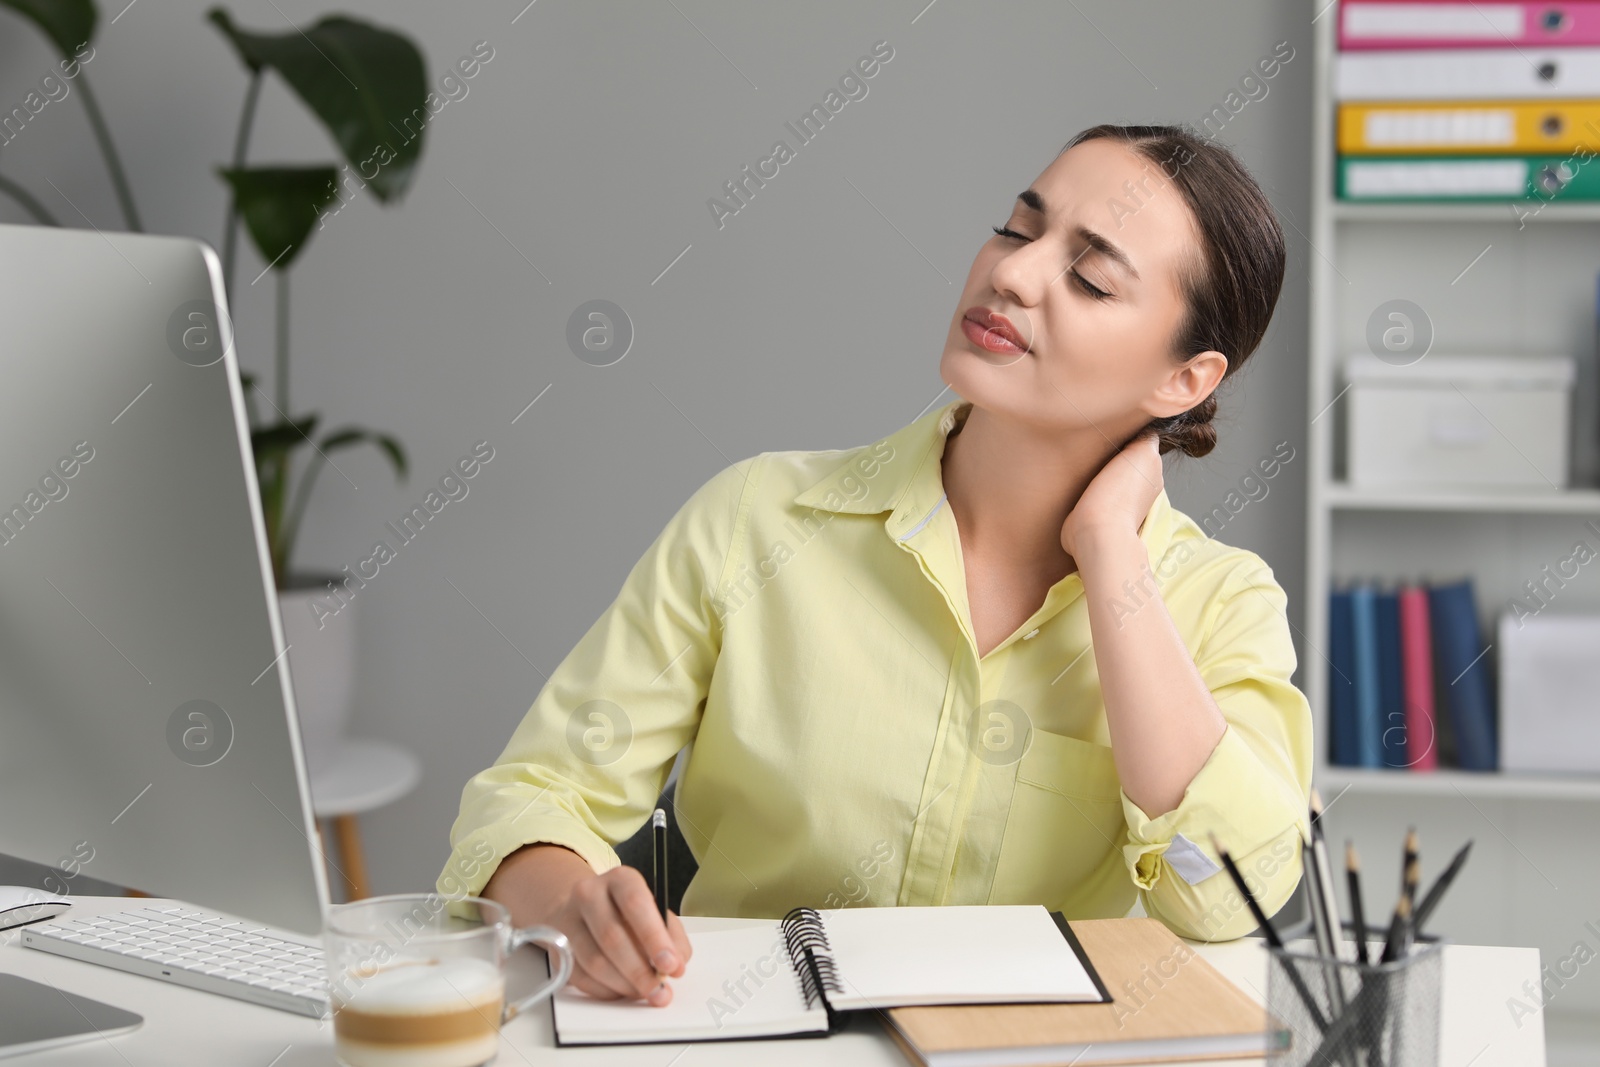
[1058, 123, 1286, 459]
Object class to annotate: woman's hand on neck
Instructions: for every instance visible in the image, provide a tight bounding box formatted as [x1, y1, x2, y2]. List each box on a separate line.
[1058, 431, 1164, 561]
[941, 402, 1142, 578]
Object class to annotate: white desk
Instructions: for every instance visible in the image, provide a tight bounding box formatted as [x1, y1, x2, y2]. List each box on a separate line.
[1, 896, 1547, 1065]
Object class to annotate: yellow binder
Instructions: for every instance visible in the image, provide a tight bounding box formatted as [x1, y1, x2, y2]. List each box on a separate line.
[1338, 99, 1600, 153]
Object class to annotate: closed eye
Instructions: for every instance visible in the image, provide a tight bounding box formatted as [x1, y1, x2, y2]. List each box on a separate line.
[1069, 271, 1109, 300]
[991, 224, 1111, 300]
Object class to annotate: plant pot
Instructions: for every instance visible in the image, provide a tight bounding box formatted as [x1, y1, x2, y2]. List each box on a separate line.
[276, 572, 357, 777]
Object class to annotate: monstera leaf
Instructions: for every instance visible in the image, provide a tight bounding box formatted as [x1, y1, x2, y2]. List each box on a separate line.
[217, 166, 340, 272]
[207, 8, 427, 202]
[0, 0, 94, 56]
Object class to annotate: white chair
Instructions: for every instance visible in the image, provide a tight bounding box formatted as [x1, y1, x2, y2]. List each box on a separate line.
[308, 738, 420, 902]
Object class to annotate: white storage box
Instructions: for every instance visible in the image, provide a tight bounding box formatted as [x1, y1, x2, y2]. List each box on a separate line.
[1344, 352, 1575, 489]
[1498, 612, 1600, 775]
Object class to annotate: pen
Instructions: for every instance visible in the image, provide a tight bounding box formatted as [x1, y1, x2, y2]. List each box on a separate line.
[1413, 839, 1471, 935]
[1209, 831, 1329, 1033]
[1346, 840, 1370, 967]
[651, 808, 669, 926]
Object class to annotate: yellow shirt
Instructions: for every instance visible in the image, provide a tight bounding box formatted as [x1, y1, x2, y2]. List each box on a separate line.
[438, 398, 1312, 940]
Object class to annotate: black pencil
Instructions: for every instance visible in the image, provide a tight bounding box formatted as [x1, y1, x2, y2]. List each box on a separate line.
[1209, 831, 1329, 1033]
[651, 808, 668, 925]
[1413, 840, 1472, 935]
[1346, 840, 1370, 967]
[1379, 884, 1413, 964]
[1209, 831, 1284, 948]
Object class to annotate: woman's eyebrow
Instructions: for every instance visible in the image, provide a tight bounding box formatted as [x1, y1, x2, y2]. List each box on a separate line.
[1015, 188, 1141, 281]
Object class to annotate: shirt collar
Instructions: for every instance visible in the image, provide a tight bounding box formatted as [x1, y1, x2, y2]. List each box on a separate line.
[793, 397, 1178, 564]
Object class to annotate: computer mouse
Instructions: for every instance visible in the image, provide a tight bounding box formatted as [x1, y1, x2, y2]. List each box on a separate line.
[0, 885, 72, 930]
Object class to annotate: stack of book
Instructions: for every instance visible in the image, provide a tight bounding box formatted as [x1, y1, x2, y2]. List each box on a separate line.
[1335, 0, 1600, 203]
[1328, 576, 1498, 771]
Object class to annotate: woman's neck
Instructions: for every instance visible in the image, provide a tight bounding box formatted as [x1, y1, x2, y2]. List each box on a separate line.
[939, 401, 1126, 577]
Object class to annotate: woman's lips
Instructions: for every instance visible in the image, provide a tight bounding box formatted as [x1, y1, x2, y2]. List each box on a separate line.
[961, 309, 1030, 355]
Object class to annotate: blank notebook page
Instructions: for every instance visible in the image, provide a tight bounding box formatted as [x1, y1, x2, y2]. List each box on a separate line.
[820, 905, 1104, 1010]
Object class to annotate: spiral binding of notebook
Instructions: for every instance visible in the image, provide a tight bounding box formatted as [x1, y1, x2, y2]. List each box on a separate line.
[780, 907, 844, 1030]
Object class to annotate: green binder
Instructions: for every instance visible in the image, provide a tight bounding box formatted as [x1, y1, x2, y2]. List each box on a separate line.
[1337, 153, 1600, 202]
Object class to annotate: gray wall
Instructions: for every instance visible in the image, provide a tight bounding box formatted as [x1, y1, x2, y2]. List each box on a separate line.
[0, 1, 1311, 899]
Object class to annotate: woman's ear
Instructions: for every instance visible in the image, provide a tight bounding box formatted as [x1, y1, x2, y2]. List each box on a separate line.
[1144, 349, 1228, 420]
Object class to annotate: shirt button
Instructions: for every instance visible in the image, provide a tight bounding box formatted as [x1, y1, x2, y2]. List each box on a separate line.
[1023, 628, 1040, 640]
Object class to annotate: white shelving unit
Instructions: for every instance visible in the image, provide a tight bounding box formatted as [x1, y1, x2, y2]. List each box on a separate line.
[1306, 5, 1600, 801]
[1325, 483, 1600, 515]
[1318, 765, 1600, 802]
[1333, 201, 1600, 223]
[1306, 1, 1600, 1043]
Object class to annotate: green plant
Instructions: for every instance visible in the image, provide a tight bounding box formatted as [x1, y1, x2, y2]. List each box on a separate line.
[0, 0, 430, 585]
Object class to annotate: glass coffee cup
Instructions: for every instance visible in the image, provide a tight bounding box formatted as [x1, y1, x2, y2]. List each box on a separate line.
[323, 893, 574, 1067]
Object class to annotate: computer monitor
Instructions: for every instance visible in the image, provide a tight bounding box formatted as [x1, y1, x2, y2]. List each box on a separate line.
[0, 222, 331, 938]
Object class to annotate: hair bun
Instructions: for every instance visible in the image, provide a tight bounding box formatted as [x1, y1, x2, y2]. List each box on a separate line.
[1059, 123, 1286, 463]
[1149, 393, 1218, 459]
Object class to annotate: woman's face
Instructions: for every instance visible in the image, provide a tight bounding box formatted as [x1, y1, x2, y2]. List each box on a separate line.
[939, 137, 1227, 444]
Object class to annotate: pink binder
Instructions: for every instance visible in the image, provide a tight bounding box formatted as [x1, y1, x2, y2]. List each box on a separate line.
[1341, 2, 1600, 50]
[1398, 585, 1439, 771]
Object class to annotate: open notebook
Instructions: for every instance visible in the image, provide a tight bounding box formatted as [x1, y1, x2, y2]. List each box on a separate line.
[549, 905, 1109, 1046]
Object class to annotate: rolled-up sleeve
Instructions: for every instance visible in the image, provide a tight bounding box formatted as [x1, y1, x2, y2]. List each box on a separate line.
[435, 455, 756, 902]
[1118, 555, 1313, 941]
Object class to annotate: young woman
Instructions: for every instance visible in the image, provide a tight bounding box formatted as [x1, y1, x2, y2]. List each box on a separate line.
[439, 123, 1312, 1007]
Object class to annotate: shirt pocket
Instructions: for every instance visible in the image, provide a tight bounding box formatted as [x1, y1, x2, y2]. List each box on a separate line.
[988, 728, 1128, 909]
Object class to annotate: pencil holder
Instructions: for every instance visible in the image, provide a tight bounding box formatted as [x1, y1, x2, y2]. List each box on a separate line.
[1264, 922, 1444, 1067]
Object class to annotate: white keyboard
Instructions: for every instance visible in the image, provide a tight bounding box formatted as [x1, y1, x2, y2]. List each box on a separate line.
[19, 904, 331, 1018]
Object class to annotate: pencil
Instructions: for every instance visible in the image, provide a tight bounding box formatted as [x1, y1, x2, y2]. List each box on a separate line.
[651, 808, 668, 925]
[1399, 827, 1418, 906]
[1209, 831, 1330, 1033]
[1303, 831, 1336, 961]
[1306, 797, 1357, 1067]
[1396, 846, 1421, 960]
[1379, 886, 1413, 964]
[1309, 789, 1347, 963]
[1346, 840, 1370, 967]
[1209, 831, 1284, 948]
[1413, 839, 1471, 935]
